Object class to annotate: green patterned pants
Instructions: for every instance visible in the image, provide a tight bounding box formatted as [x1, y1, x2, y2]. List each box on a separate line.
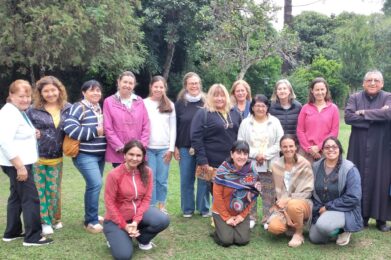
[33, 162, 63, 225]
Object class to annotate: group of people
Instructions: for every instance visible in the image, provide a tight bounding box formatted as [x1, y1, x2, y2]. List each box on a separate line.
[0, 69, 390, 257]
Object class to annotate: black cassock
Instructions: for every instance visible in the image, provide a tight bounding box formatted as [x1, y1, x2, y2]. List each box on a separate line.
[345, 90, 391, 221]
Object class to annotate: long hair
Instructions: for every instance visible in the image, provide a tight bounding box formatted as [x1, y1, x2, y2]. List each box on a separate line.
[230, 80, 252, 104]
[149, 75, 173, 113]
[308, 77, 332, 104]
[321, 136, 344, 181]
[205, 84, 232, 113]
[123, 140, 149, 186]
[33, 76, 68, 109]
[270, 79, 296, 102]
[280, 134, 299, 163]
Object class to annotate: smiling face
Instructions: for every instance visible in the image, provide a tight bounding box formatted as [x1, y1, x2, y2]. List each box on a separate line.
[10, 89, 32, 111]
[83, 86, 102, 105]
[150, 80, 166, 101]
[185, 76, 201, 97]
[41, 84, 60, 105]
[323, 139, 340, 162]
[231, 150, 249, 169]
[281, 138, 297, 161]
[311, 82, 327, 103]
[117, 75, 135, 98]
[124, 146, 144, 169]
[234, 84, 248, 102]
[252, 101, 268, 119]
[276, 83, 290, 102]
[213, 89, 226, 110]
[363, 72, 384, 96]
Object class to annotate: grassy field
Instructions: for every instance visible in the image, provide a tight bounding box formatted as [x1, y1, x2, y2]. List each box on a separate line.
[1, 116, 391, 259]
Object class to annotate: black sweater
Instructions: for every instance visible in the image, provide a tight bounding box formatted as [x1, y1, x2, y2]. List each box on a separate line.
[269, 100, 302, 135]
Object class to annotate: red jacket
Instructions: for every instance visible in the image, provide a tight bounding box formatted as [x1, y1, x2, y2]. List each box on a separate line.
[104, 163, 153, 229]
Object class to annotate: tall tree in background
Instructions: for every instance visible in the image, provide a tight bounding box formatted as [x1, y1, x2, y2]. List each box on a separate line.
[383, 0, 391, 15]
[284, 0, 293, 27]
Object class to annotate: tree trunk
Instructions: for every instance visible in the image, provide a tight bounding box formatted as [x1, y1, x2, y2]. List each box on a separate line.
[30, 64, 36, 87]
[162, 42, 176, 81]
[284, 0, 293, 28]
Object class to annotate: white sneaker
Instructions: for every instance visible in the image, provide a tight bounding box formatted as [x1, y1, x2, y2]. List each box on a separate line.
[98, 216, 104, 225]
[42, 224, 54, 235]
[249, 220, 256, 229]
[139, 242, 155, 250]
[183, 213, 193, 218]
[53, 222, 63, 230]
[336, 232, 351, 246]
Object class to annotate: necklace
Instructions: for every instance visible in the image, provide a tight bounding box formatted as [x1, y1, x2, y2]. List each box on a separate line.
[216, 111, 233, 129]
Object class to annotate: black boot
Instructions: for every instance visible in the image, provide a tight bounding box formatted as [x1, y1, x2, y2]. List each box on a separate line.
[376, 220, 391, 232]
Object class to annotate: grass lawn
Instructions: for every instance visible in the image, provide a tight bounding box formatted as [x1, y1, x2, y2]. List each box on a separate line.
[1, 115, 391, 259]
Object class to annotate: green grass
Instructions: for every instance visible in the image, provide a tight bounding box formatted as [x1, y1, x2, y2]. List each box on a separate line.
[1, 116, 391, 259]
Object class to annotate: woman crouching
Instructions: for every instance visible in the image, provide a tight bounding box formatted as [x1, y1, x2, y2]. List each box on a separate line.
[265, 134, 313, 247]
[103, 140, 170, 259]
[309, 137, 363, 246]
[211, 140, 261, 247]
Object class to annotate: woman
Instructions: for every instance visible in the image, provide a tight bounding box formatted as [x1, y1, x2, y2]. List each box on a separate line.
[212, 140, 261, 247]
[296, 77, 339, 162]
[103, 140, 170, 259]
[310, 137, 363, 246]
[230, 80, 252, 119]
[238, 94, 284, 228]
[0, 80, 53, 246]
[27, 76, 71, 235]
[266, 134, 313, 248]
[174, 72, 209, 218]
[103, 71, 150, 168]
[64, 80, 107, 233]
[269, 79, 302, 135]
[144, 76, 176, 213]
[191, 83, 241, 214]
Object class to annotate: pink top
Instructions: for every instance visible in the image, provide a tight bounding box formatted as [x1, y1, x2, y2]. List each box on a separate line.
[103, 95, 150, 163]
[104, 164, 153, 228]
[296, 102, 339, 152]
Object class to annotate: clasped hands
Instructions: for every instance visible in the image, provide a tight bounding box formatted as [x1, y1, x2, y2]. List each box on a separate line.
[125, 221, 140, 237]
[308, 146, 321, 159]
[226, 215, 244, 226]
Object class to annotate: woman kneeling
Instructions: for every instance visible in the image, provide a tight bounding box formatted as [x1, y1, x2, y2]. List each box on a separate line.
[266, 134, 314, 247]
[103, 140, 170, 259]
[211, 141, 261, 247]
[310, 137, 363, 246]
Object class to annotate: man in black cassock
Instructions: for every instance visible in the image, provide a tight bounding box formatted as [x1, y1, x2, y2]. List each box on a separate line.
[345, 70, 391, 232]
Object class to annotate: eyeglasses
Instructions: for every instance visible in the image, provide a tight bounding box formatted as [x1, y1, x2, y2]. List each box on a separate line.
[365, 79, 382, 84]
[323, 145, 339, 151]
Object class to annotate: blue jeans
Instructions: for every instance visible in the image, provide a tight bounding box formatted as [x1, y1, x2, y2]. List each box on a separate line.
[147, 148, 170, 206]
[72, 152, 105, 225]
[179, 148, 210, 214]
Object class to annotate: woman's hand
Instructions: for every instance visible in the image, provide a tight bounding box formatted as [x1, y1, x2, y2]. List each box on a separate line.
[254, 181, 262, 193]
[233, 215, 244, 226]
[318, 206, 326, 215]
[97, 126, 104, 136]
[276, 198, 289, 209]
[174, 147, 180, 161]
[255, 153, 265, 165]
[226, 217, 236, 226]
[16, 166, 28, 182]
[35, 129, 41, 139]
[125, 221, 140, 237]
[163, 151, 173, 164]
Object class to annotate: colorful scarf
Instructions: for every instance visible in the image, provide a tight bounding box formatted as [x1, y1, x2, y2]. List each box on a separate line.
[214, 161, 261, 213]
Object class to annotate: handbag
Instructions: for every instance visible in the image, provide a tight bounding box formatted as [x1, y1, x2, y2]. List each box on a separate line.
[63, 135, 80, 157]
[195, 165, 216, 182]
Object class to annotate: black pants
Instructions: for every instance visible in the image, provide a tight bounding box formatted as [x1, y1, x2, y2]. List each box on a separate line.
[2, 165, 41, 242]
[212, 213, 250, 247]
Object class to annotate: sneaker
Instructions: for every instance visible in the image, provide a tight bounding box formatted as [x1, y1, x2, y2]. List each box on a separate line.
[53, 222, 63, 230]
[85, 223, 103, 234]
[23, 237, 53, 247]
[42, 224, 54, 235]
[336, 232, 351, 246]
[183, 213, 193, 218]
[98, 216, 104, 225]
[202, 212, 212, 218]
[250, 220, 256, 229]
[138, 242, 155, 250]
[2, 233, 25, 242]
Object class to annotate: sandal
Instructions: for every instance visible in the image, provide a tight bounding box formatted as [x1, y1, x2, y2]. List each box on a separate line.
[288, 234, 304, 248]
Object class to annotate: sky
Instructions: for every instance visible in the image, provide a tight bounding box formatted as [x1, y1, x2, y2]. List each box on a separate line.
[272, 0, 384, 29]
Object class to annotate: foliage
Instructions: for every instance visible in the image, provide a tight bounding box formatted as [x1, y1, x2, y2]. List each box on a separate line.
[289, 55, 348, 107]
[383, 0, 391, 16]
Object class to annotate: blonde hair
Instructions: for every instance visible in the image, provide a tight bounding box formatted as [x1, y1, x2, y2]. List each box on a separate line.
[270, 79, 296, 102]
[33, 76, 68, 108]
[8, 80, 32, 102]
[177, 72, 205, 102]
[205, 84, 232, 113]
[230, 80, 252, 105]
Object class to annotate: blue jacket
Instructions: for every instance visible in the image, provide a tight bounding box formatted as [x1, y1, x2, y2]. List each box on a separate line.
[27, 103, 71, 159]
[312, 158, 363, 232]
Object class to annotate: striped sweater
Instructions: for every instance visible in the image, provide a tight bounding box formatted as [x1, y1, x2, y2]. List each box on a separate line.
[64, 102, 106, 155]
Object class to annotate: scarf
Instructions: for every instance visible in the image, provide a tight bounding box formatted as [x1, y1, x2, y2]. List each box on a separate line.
[185, 92, 202, 103]
[81, 99, 103, 125]
[214, 161, 260, 213]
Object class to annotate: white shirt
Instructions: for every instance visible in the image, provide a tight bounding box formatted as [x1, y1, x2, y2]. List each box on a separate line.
[0, 103, 38, 166]
[143, 98, 176, 151]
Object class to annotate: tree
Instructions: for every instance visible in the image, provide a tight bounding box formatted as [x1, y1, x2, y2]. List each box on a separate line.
[383, 0, 391, 16]
[284, 0, 293, 27]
